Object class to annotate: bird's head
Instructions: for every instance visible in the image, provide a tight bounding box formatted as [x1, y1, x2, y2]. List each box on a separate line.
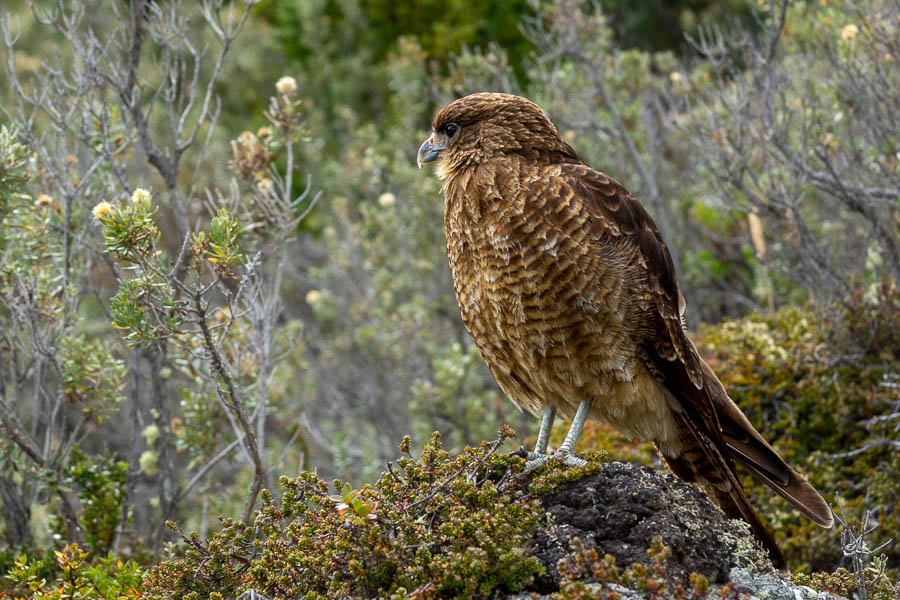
[417, 92, 578, 179]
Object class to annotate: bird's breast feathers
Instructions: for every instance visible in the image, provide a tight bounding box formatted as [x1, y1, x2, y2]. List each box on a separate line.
[444, 160, 683, 441]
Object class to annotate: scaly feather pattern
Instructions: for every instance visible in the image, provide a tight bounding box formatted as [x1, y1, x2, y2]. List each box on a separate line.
[420, 92, 833, 570]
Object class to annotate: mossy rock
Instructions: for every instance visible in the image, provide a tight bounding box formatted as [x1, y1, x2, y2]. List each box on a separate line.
[525, 460, 770, 595]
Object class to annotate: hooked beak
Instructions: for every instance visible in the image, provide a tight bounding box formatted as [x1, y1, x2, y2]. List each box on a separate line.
[416, 137, 445, 169]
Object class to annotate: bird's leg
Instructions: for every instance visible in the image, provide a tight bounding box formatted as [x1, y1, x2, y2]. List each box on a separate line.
[533, 404, 556, 455]
[523, 401, 592, 472]
[554, 399, 592, 467]
[520, 405, 556, 473]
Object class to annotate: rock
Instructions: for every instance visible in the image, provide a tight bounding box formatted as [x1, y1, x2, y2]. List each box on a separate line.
[509, 460, 850, 599]
[525, 460, 771, 593]
[727, 568, 847, 600]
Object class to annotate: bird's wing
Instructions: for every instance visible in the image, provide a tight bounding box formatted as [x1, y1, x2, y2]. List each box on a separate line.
[552, 164, 834, 529]
[550, 164, 708, 411]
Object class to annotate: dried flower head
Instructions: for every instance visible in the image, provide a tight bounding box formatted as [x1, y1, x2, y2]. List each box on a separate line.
[305, 289, 322, 305]
[276, 76, 297, 96]
[92, 200, 116, 220]
[257, 126, 273, 139]
[840, 24, 858, 41]
[35, 193, 54, 209]
[230, 131, 270, 180]
[669, 71, 684, 84]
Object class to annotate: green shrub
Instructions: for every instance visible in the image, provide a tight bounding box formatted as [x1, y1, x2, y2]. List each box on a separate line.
[697, 287, 900, 571]
[5, 544, 144, 600]
[60, 451, 129, 556]
[142, 427, 546, 599]
[792, 567, 898, 600]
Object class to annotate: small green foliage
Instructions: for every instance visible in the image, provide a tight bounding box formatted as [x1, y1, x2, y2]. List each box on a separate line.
[792, 568, 898, 600]
[62, 450, 129, 555]
[142, 428, 545, 599]
[5, 543, 144, 599]
[99, 189, 179, 345]
[698, 289, 900, 571]
[328, 481, 378, 521]
[0, 125, 30, 223]
[58, 335, 127, 413]
[528, 451, 605, 496]
[96, 189, 160, 264]
[554, 536, 711, 600]
[109, 276, 169, 344]
[203, 208, 244, 270]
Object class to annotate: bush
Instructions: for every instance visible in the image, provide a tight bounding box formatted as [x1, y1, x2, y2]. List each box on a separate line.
[697, 287, 900, 572]
[5, 544, 144, 600]
[142, 428, 546, 599]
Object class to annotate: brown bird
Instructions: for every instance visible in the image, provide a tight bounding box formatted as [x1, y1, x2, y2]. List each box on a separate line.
[417, 92, 833, 569]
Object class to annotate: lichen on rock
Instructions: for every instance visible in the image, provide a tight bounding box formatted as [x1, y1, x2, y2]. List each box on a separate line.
[524, 460, 770, 594]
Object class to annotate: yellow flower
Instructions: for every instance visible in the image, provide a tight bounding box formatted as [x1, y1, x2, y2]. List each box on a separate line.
[92, 200, 116, 220]
[139, 450, 159, 476]
[35, 193, 53, 209]
[142, 424, 160, 447]
[378, 192, 396, 208]
[305, 289, 322, 305]
[276, 76, 297, 96]
[669, 71, 684, 84]
[257, 126, 273, 139]
[840, 24, 858, 41]
[131, 188, 152, 204]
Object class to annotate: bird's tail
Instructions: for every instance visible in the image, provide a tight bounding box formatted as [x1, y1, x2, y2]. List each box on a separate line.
[662, 353, 833, 571]
[662, 413, 789, 571]
[698, 357, 834, 530]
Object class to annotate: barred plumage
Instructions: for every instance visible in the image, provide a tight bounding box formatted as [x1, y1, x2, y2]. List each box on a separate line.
[418, 92, 833, 570]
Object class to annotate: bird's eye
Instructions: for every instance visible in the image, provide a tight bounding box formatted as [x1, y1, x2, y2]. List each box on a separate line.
[444, 123, 459, 137]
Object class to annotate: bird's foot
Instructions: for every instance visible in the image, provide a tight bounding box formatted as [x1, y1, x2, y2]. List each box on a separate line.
[552, 447, 589, 470]
[512, 446, 589, 474]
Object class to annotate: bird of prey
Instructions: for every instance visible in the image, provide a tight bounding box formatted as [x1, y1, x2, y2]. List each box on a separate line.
[417, 92, 833, 569]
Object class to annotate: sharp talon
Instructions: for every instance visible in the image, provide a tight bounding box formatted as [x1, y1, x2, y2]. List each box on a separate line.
[559, 453, 589, 468]
[509, 446, 529, 459]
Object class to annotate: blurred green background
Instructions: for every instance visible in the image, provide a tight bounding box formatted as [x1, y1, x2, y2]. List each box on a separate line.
[1, 0, 898, 594]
